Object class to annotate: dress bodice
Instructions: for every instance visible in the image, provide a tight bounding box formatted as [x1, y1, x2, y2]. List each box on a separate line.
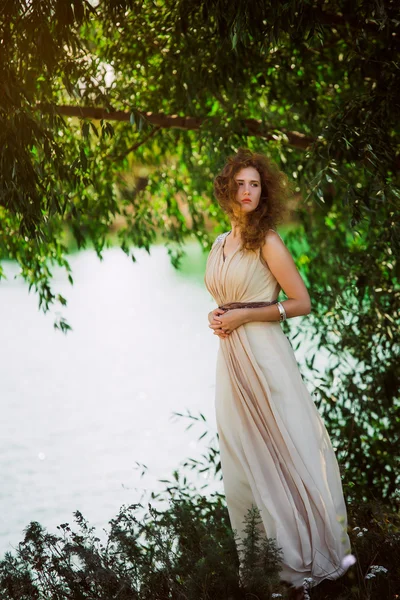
[204, 231, 281, 306]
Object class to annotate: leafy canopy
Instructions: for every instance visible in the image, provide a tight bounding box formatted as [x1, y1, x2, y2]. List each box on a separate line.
[1, 0, 399, 501]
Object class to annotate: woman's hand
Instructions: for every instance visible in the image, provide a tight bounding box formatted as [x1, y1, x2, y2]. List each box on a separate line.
[208, 308, 247, 336]
[208, 308, 229, 339]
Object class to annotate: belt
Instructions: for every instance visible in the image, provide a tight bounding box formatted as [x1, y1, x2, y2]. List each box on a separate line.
[218, 300, 279, 311]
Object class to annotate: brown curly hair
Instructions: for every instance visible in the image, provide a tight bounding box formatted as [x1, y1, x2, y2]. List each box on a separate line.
[213, 148, 291, 251]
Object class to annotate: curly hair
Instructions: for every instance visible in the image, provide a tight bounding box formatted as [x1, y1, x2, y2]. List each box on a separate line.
[213, 148, 291, 251]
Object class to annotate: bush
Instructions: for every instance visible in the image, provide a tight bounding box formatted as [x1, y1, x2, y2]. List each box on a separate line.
[1, 478, 399, 599]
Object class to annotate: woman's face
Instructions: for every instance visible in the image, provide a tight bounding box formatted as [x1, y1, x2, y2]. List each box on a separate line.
[234, 166, 262, 212]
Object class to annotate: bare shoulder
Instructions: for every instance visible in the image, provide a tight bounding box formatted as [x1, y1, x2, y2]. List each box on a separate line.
[263, 229, 285, 248]
[266, 228, 284, 241]
[261, 229, 292, 267]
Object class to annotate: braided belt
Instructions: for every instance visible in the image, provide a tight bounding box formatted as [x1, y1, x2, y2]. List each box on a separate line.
[218, 300, 279, 311]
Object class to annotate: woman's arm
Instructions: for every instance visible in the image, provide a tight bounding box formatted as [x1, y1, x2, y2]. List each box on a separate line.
[242, 230, 311, 324]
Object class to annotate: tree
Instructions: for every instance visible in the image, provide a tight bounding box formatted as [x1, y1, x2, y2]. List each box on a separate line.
[1, 0, 399, 501]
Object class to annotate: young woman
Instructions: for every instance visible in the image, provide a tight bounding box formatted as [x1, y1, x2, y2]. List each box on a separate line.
[204, 148, 351, 598]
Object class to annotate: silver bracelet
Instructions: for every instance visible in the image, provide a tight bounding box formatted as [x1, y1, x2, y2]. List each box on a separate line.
[276, 301, 287, 322]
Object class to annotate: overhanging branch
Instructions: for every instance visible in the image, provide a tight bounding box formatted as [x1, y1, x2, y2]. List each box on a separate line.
[45, 104, 315, 151]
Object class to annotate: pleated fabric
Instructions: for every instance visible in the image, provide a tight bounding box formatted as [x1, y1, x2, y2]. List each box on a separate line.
[204, 231, 351, 587]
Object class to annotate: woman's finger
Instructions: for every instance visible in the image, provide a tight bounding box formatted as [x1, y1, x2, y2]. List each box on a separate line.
[213, 329, 227, 338]
[218, 328, 229, 337]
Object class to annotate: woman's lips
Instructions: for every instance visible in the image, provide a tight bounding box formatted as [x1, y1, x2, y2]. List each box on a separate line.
[241, 199, 251, 203]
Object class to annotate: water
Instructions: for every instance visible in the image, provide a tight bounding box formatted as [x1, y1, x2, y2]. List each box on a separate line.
[0, 242, 315, 557]
[1, 244, 224, 555]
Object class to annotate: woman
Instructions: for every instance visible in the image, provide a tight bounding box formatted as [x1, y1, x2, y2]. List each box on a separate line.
[204, 148, 351, 598]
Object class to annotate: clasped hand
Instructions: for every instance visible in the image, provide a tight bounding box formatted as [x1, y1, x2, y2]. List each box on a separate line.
[208, 307, 245, 339]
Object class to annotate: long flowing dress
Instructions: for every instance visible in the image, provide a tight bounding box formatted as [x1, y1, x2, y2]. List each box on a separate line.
[204, 231, 351, 587]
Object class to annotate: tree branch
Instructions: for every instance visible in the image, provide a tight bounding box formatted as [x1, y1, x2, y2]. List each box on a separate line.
[109, 126, 162, 161]
[43, 104, 315, 151]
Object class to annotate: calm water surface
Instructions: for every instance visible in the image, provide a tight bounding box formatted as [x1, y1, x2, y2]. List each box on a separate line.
[0, 243, 316, 556]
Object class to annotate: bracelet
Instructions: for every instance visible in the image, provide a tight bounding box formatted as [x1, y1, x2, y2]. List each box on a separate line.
[276, 301, 287, 322]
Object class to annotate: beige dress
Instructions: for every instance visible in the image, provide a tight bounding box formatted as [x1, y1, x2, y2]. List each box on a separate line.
[204, 231, 351, 587]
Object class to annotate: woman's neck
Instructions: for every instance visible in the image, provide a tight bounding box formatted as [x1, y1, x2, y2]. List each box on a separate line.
[230, 223, 241, 239]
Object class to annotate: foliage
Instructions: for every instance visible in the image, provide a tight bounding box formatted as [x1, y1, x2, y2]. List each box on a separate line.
[0, 419, 399, 600]
[239, 506, 284, 598]
[0, 497, 276, 599]
[1, 0, 399, 499]
[284, 218, 399, 505]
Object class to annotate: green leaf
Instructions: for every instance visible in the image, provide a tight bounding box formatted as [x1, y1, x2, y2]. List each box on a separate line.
[82, 122, 90, 139]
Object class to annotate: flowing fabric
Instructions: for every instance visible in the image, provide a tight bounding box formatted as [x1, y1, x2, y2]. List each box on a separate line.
[204, 231, 351, 587]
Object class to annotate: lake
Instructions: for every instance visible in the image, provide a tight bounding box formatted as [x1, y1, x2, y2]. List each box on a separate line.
[0, 242, 316, 556]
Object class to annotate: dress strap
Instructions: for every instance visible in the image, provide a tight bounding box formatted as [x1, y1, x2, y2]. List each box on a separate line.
[212, 231, 230, 247]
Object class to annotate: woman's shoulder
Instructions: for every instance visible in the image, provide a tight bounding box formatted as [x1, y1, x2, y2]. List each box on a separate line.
[212, 231, 230, 247]
[265, 228, 285, 244]
[260, 229, 287, 263]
